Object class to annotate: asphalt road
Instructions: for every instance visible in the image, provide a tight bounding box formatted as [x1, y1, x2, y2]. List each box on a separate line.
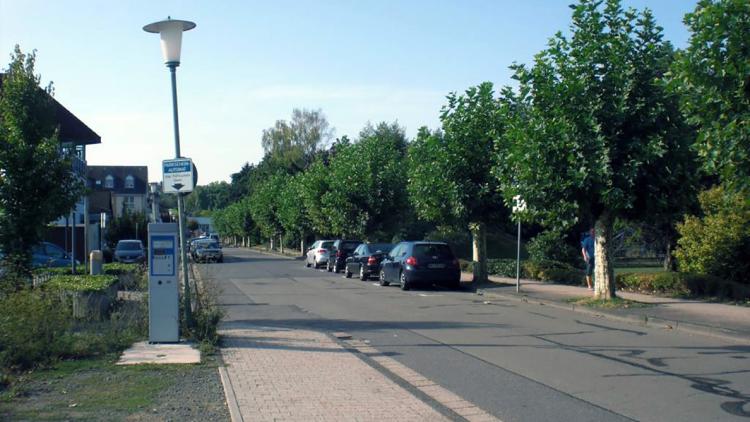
[200, 248, 750, 422]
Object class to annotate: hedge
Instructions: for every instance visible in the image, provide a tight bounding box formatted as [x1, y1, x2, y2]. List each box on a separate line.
[616, 272, 750, 300]
[460, 258, 584, 285]
[45, 275, 119, 293]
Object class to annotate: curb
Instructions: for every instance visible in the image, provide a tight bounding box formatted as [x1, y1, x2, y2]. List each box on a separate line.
[218, 366, 244, 422]
[245, 246, 299, 260]
[479, 288, 750, 345]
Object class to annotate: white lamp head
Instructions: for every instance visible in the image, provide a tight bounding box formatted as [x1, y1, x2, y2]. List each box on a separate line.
[143, 17, 196, 67]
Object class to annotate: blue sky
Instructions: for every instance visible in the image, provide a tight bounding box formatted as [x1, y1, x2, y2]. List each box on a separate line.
[1, 0, 695, 184]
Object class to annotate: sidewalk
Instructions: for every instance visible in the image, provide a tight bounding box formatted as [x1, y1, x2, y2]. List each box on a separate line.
[472, 273, 750, 344]
[218, 327, 499, 422]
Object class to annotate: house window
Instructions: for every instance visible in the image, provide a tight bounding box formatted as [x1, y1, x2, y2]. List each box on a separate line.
[104, 175, 114, 189]
[125, 175, 135, 189]
[123, 196, 135, 213]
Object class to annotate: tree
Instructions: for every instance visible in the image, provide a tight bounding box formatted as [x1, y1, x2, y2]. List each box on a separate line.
[496, 1, 689, 299]
[187, 219, 199, 232]
[249, 173, 287, 249]
[672, 0, 750, 192]
[408, 83, 507, 285]
[278, 173, 310, 253]
[261, 108, 334, 173]
[184, 181, 232, 215]
[0, 47, 84, 284]
[321, 122, 409, 239]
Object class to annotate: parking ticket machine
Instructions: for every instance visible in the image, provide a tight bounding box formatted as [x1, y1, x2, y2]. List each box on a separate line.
[148, 223, 179, 342]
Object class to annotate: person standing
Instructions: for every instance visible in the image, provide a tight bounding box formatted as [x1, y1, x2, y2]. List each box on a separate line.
[581, 228, 595, 290]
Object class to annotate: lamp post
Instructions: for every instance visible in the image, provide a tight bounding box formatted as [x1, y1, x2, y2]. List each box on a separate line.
[512, 195, 527, 293]
[144, 17, 196, 326]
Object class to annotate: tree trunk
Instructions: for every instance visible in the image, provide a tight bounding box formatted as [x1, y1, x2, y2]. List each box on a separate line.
[594, 211, 616, 300]
[470, 222, 488, 285]
[279, 234, 284, 254]
[269, 237, 274, 251]
[300, 236, 306, 256]
[663, 239, 674, 271]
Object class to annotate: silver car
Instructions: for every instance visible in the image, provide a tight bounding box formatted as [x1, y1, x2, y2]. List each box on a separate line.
[114, 240, 145, 263]
[305, 240, 333, 268]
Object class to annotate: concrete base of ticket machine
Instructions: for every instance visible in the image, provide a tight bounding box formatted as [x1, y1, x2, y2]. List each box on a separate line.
[148, 223, 180, 343]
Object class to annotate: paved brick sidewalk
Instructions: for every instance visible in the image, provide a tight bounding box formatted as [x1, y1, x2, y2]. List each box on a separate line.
[219, 327, 497, 422]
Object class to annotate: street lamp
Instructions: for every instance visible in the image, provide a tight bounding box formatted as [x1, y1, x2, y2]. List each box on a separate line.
[144, 17, 196, 326]
[512, 195, 527, 293]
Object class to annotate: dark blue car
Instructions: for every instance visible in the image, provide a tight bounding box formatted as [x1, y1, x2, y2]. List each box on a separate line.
[32, 242, 77, 268]
[379, 241, 461, 290]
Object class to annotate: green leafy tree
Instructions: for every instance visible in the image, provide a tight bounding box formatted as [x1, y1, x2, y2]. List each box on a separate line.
[299, 159, 334, 236]
[106, 212, 148, 248]
[321, 122, 409, 239]
[671, 0, 750, 192]
[261, 108, 334, 173]
[249, 173, 287, 249]
[408, 83, 507, 284]
[0, 47, 84, 284]
[495, 1, 689, 299]
[184, 181, 232, 215]
[278, 173, 311, 253]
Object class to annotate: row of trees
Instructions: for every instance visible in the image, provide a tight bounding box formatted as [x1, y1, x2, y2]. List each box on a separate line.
[211, 0, 748, 299]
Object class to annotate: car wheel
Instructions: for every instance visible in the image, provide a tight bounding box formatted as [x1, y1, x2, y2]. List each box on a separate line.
[305, 260, 311, 268]
[218, 257, 224, 263]
[400, 271, 410, 291]
[359, 266, 367, 281]
[327, 261, 333, 272]
[345, 268, 352, 278]
[379, 270, 389, 286]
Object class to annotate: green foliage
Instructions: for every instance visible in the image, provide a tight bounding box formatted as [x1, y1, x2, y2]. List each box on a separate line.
[672, 0, 750, 191]
[0, 47, 84, 283]
[213, 197, 258, 242]
[261, 108, 333, 172]
[616, 271, 750, 300]
[674, 186, 750, 284]
[322, 122, 409, 238]
[526, 230, 580, 266]
[102, 262, 139, 276]
[0, 290, 71, 370]
[277, 173, 310, 238]
[45, 274, 118, 292]
[523, 260, 583, 285]
[106, 212, 148, 248]
[183, 181, 232, 215]
[497, 1, 689, 229]
[408, 83, 507, 227]
[249, 173, 287, 238]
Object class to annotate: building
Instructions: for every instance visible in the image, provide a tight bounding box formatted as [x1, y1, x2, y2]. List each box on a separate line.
[87, 166, 150, 219]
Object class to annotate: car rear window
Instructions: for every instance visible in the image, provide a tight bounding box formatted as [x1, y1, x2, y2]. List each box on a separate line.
[117, 241, 142, 251]
[413, 244, 454, 259]
[369, 243, 394, 253]
[340, 241, 361, 251]
[321, 241, 334, 249]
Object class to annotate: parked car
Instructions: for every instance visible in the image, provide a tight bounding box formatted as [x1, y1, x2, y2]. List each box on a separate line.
[379, 241, 461, 290]
[344, 242, 395, 280]
[114, 240, 145, 264]
[305, 240, 334, 268]
[192, 239, 223, 263]
[32, 242, 79, 268]
[326, 239, 363, 273]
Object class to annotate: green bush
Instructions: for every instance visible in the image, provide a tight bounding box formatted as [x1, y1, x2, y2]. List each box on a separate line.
[526, 230, 580, 266]
[45, 275, 118, 292]
[102, 263, 140, 276]
[487, 258, 525, 278]
[675, 186, 750, 284]
[0, 290, 71, 370]
[616, 272, 750, 300]
[523, 260, 583, 285]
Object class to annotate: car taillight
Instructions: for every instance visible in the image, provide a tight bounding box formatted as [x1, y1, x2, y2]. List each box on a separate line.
[367, 256, 378, 265]
[336, 250, 343, 257]
[318, 249, 327, 254]
[405, 256, 418, 266]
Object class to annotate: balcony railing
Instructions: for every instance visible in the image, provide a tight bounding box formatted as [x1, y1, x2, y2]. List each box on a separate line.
[67, 153, 87, 178]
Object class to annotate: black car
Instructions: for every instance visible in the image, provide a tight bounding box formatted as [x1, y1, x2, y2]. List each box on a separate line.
[379, 241, 461, 290]
[344, 242, 395, 280]
[326, 239, 363, 273]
